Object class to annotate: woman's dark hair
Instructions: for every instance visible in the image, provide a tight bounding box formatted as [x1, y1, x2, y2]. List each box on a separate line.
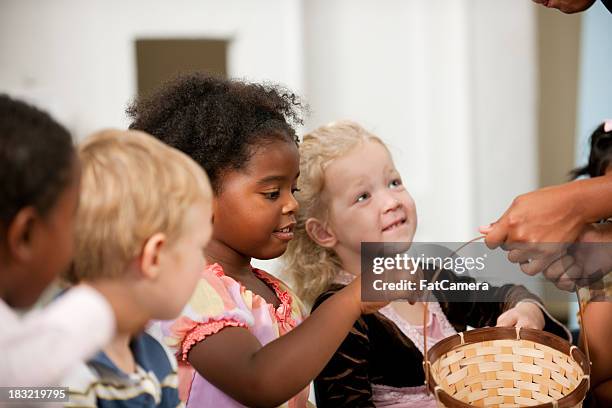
[0, 94, 75, 234]
[570, 123, 612, 179]
[127, 73, 305, 193]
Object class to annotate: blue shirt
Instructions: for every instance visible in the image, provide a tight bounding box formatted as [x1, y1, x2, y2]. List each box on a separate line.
[62, 332, 182, 408]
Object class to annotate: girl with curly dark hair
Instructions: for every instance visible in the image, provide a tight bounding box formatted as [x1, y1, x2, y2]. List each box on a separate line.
[131, 73, 386, 407]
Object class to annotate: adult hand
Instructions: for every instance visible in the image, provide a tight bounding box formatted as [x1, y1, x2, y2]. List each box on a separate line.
[531, 0, 597, 14]
[542, 222, 612, 291]
[479, 183, 585, 276]
[479, 176, 612, 286]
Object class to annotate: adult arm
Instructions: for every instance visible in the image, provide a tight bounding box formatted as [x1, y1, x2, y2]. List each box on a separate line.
[480, 176, 612, 278]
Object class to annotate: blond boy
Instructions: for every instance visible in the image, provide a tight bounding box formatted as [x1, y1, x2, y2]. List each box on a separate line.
[62, 129, 212, 407]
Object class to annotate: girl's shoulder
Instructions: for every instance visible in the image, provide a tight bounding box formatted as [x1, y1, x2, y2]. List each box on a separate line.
[194, 263, 308, 324]
[190, 263, 250, 313]
[252, 267, 309, 320]
[162, 263, 256, 335]
[252, 268, 297, 298]
[155, 264, 255, 362]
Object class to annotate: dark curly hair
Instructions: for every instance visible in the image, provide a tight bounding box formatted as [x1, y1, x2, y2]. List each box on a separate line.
[0, 94, 75, 236]
[570, 123, 612, 179]
[127, 73, 305, 193]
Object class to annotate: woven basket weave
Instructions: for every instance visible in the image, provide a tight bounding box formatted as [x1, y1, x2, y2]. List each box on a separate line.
[422, 237, 591, 407]
[424, 326, 590, 407]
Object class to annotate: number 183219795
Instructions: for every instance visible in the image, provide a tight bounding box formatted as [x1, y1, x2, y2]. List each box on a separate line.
[2, 387, 68, 402]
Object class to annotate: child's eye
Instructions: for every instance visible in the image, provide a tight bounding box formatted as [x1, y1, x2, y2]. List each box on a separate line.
[389, 178, 403, 189]
[263, 191, 280, 200]
[356, 192, 370, 203]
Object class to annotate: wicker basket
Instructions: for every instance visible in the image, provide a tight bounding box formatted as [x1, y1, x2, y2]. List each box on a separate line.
[421, 237, 591, 407]
[424, 326, 590, 407]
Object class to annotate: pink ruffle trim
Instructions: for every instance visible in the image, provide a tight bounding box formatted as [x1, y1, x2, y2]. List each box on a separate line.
[209, 263, 298, 330]
[180, 319, 247, 361]
[207, 262, 225, 278]
[252, 268, 297, 328]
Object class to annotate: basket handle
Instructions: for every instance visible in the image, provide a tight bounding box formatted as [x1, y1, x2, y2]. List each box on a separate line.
[575, 288, 591, 370]
[423, 235, 485, 394]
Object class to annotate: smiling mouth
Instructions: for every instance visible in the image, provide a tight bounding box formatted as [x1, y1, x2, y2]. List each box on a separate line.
[272, 224, 295, 241]
[382, 218, 407, 232]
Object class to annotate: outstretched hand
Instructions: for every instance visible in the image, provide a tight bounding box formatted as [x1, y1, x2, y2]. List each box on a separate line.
[480, 183, 585, 279]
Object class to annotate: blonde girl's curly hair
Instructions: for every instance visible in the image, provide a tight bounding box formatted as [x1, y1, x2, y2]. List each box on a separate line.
[282, 120, 385, 305]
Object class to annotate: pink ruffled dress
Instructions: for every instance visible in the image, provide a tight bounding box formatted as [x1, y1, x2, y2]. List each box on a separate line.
[155, 263, 309, 407]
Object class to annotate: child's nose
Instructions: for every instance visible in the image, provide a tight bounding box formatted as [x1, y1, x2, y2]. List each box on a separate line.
[382, 192, 401, 213]
[283, 192, 299, 214]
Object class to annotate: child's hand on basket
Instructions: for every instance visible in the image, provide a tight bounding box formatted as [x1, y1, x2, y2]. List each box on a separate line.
[496, 301, 545, 330]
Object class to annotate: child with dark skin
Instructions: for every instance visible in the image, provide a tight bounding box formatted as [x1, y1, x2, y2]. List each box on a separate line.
[129, 74, 396, 407]
[0, 94, 147, 386]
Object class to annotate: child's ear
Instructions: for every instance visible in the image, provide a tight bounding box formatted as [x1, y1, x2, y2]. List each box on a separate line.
[305, 218, 337, 248]
[140, 233, 167, 280]
[6, 207, 38, 262]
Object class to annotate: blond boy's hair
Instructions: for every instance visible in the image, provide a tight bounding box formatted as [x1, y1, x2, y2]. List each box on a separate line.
[70, 129, 212, 282]
[283, 120, 385, 304]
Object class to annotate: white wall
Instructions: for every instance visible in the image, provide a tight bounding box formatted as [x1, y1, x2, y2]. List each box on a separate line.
[467, 1, 539, 228]
[303, 0, 538, 243]
[575, 0, 612, 164]
[0, 0, 539, 268]
[0, 0, 304, 138]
